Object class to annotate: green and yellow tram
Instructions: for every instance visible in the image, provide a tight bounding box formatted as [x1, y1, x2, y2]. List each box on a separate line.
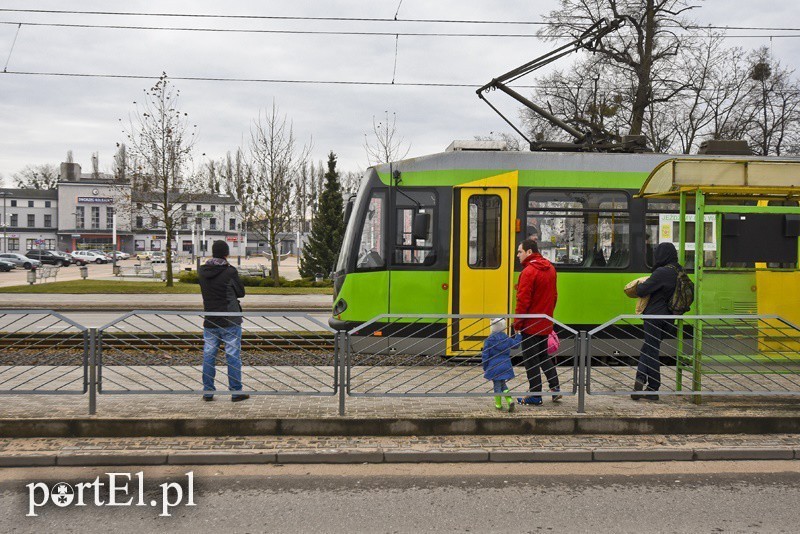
[330, 146, 800, 354]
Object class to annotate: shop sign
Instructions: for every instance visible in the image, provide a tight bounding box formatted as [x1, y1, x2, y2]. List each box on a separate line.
[77, 197, 114, 203]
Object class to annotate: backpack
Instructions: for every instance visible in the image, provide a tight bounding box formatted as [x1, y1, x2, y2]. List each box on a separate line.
[667, 264, 694, 314]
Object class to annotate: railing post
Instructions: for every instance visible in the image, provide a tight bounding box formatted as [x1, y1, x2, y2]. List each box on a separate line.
[88, 327, 97, 415]
[577, 330, 587, 414]
[337, 331, 347, 416]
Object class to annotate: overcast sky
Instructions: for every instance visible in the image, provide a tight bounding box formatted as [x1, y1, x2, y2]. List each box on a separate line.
[0, 0, 798, 185]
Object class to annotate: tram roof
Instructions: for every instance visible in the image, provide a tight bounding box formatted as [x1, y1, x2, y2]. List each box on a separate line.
[638, 158, 800, 200]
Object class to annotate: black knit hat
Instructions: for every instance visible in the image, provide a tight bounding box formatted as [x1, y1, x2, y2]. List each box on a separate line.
[212, 240, 230, 258]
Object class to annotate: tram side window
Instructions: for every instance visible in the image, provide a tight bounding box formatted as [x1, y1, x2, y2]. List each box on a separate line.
[526, 190, 630, 268]
[645, 200, 717, 270]
[356, 191, 386, 270]
[394, 190, 436, 266]
[468, 195, 502, 269]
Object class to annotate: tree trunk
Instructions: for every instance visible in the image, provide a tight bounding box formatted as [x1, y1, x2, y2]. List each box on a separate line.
[629, 1, 656, 136]
[165, 221, 174, 287]
[270, 241, 280, 285]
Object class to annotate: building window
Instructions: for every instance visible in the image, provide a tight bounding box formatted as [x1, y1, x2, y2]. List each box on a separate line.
[195, 217, 201, 226]
[181, 217, 188, 230]
[526, 190, 630, 268]
[44, 214, 52, 228]
[8, 238, 19, 251]
[136, 203, 143, 210]
[10, 200, 16, 207]
[45, 201, 51, 208]
[151, 204, 157, 209]
[229, 205, 235, 212]
[91, 206, 100, 229]
[181, 203, 187, 211]
[28, 200, 34, 208]
[26, 238, 36, 250]
[76, 206, 85, 229]
[196, 205, 202, 212]
[210, 205, 216, 212]
[151, 216, 158, 228]
[27, 214, 35, 228]
[106, 207, 114, 229]
[10, 214, 18, 227]
[229, 218, 236, 231]
[210, 218, 217, 230]
[136, 216, 143, 229]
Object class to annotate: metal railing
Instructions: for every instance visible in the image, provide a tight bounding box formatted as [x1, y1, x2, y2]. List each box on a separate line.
[0, 310, 87, 394]
[587, 315, 800, 398]
[2, 310, 800, 415]
[96, 311, 337, 398]
[346, 314, 579, 404]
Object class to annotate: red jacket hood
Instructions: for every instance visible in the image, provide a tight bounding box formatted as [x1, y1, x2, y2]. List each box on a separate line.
[522, 253, 552, 271]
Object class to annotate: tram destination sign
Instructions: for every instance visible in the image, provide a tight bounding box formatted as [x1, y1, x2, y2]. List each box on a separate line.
[77, 196, 113, 203]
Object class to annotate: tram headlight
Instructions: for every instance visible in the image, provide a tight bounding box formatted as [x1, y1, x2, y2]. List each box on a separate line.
[333, 298, 347, 315]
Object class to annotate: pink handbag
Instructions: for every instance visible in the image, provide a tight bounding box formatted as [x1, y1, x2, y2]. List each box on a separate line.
[547, 330, 560, 355]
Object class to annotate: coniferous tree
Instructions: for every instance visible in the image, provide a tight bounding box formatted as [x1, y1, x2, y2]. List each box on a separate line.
[299, 151, 344, 279]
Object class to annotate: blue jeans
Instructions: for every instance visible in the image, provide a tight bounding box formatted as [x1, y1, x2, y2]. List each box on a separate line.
[492, 379, 508, 393]
[202, 325, 243, 394]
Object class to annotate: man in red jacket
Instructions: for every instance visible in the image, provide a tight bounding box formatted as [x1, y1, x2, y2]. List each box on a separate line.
[513, 238, 560, 406]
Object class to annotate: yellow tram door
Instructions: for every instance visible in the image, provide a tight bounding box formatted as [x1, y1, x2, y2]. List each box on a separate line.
[447, 172, 518, 356]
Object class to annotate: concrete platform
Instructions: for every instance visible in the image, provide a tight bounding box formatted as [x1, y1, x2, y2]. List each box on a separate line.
[1, 393, 799, 438]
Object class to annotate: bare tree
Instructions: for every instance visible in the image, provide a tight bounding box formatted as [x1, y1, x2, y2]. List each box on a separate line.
[363, 111, 411, 165]
[12, 164, 59, 189]
[220, 148, 256, 255]
[746, 47, 800, 156]
[538, 0, 699, 137]
[120, 72, 198, 286]
[249, 101, 310, 284]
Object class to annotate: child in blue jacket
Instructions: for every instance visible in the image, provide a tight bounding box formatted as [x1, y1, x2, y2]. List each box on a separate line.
[482, 318, 521, 412]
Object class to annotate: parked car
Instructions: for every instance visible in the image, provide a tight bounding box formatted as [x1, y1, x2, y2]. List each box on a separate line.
[67, 252, 88, 266]
[109, 251, 130, 260]
[135, 251, 152, 261]
[0, 252, 41, 269]
[26, 249, 71, 267]
[71, 250, 109, 264]
[48, 250, 76, 266]
[150, 251, 166, 263]
[85, 249, 114, 261]
[0, 259, 15, 272]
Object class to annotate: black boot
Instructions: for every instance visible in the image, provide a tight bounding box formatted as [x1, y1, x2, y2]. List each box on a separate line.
[631, 379, 645, 401]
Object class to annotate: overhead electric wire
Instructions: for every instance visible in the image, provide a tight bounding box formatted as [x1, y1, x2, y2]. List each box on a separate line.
[0, 8, 798, 32]
[0, 20, 797, 39]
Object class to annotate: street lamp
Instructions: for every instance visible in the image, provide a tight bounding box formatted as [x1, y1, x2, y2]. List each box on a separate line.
[0, 191, 11, 254]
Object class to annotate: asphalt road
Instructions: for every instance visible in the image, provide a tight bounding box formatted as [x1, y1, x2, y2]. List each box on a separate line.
[1, 462, 798, 533]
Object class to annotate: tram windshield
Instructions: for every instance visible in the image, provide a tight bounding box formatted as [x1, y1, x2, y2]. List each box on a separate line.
[336, 174, 370, 273]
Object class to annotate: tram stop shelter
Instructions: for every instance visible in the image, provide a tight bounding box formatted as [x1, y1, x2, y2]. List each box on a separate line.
[638, 157, 800, 395]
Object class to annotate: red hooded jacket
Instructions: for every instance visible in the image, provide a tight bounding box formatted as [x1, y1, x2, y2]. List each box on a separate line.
[514, 253, 558, 335]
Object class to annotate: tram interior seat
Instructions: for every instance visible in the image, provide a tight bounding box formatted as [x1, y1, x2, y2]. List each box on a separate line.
[583, 247, 607, 267]
[607, 247, 629, 267]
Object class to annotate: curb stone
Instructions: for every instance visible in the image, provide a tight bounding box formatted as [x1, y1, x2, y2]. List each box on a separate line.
[593, 448, 695, 462]
[0, 454, 57, 467]
[383, 450, 489, 463]
[276, 450, 384, 464]
[489, 449, 592, 462]
[693, 447, 795, 461]
[57, 453, 168, 466]
[168, 452, 276, 465]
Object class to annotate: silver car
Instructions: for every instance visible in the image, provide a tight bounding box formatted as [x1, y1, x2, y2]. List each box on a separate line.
[0, 252, 42, 270]
[0, 259, 14, 272]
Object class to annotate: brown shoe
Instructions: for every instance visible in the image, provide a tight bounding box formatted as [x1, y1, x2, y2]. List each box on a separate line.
[631, 380, 645, 401]
[231, 394, 250, 402]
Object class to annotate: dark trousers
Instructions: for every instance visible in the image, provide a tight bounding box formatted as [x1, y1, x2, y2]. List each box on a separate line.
[519, 333, 559, 393]
[635, 318, 670, 391]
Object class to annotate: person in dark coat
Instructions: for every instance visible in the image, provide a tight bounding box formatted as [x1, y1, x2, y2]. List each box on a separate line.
[198, 240, 248, 402]
[482, 318, 521, 412]
[632, 241, 682, 400]
[513, 238, 560, 406]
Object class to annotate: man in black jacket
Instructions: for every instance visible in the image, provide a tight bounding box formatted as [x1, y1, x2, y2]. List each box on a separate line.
[632, 242, 681, 401]
[199, 240, 248, 402]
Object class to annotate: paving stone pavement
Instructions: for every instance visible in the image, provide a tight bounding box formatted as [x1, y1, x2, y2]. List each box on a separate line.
[1, 391, 800, 419]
